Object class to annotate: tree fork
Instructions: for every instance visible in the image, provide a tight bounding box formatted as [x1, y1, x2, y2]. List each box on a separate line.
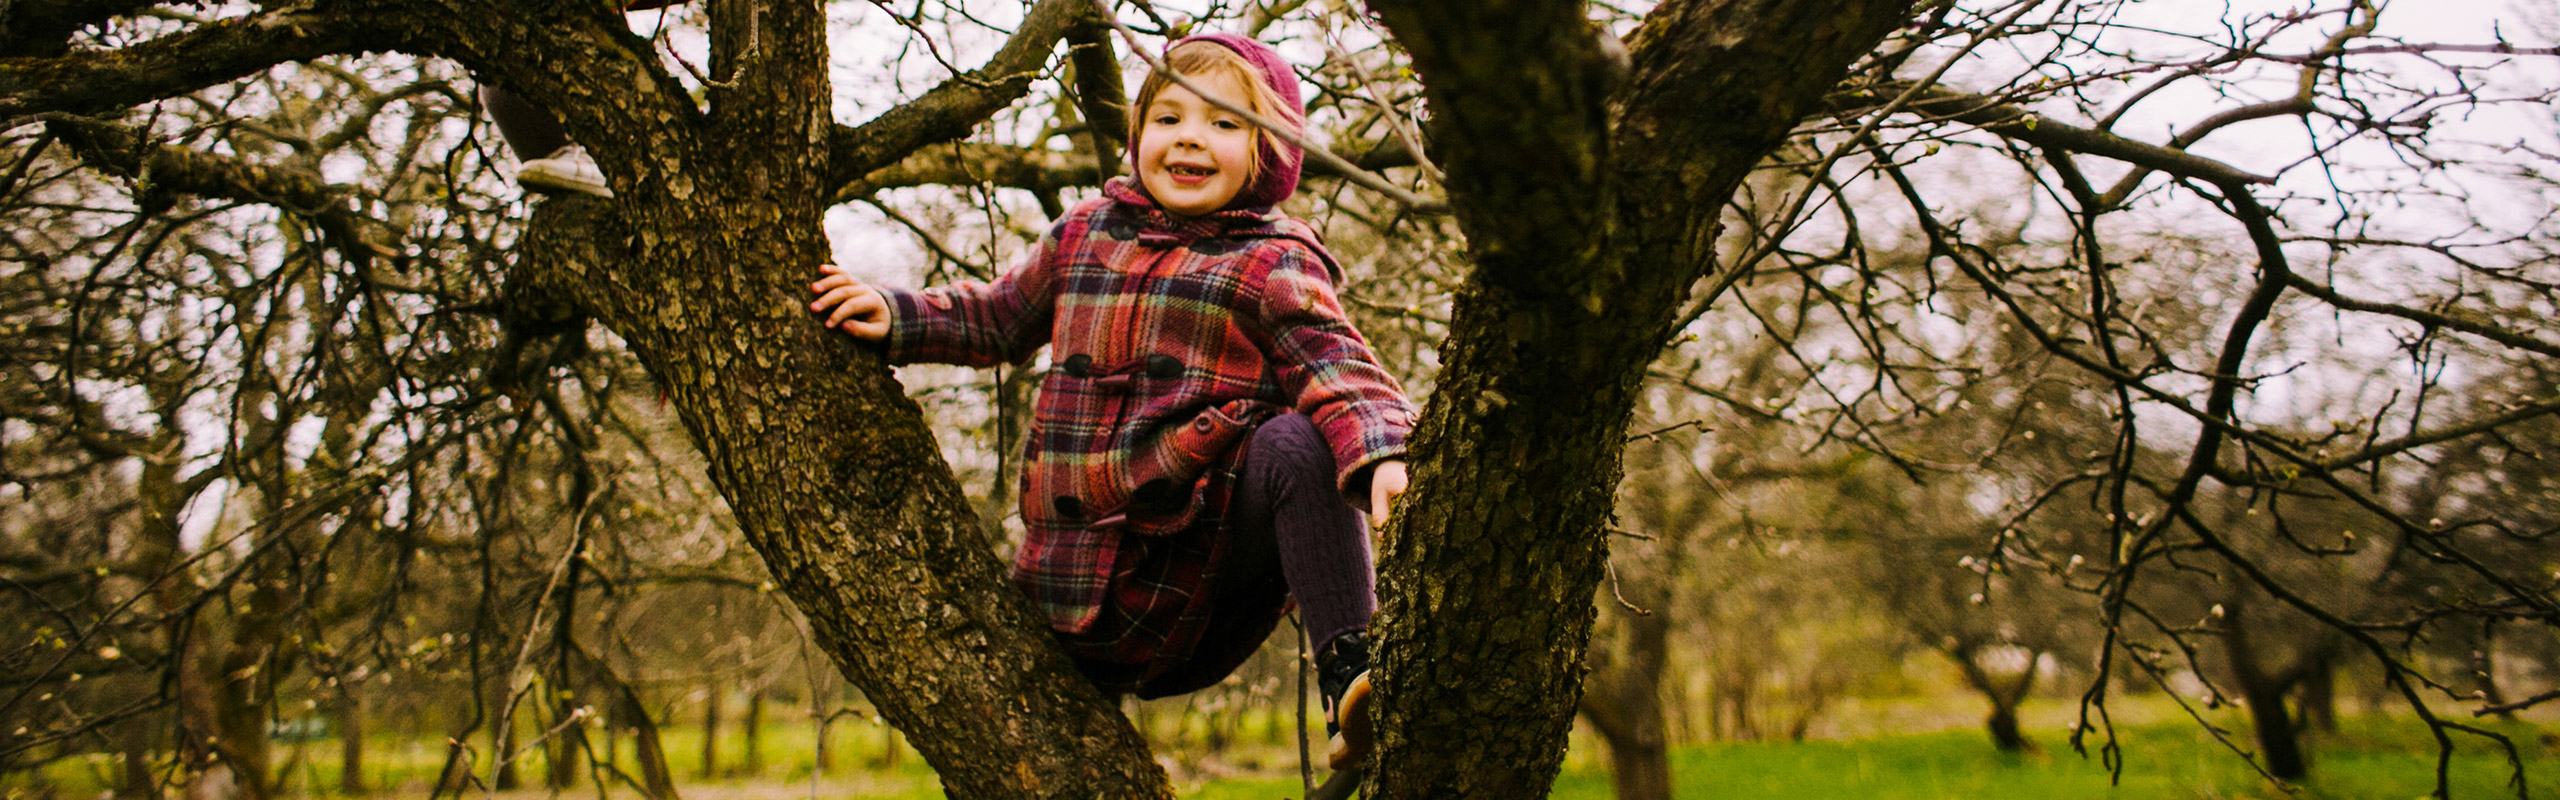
[1359, 0, 1917, 794]
[409, 0, 1172, 791]
[513, 194, 1170, 796]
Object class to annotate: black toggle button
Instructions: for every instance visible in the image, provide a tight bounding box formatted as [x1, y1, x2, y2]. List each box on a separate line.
[1062, 354, 1093, 378]
[1132, 478, 1183, 512]
[1052, 496, 1084, 519]
[1145, 354, 1184, 380]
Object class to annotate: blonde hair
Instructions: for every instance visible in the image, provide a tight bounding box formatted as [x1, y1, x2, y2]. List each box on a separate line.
[1128, 41, 1304, 183]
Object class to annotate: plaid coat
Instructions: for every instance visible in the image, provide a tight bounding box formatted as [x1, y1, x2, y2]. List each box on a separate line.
[879, 178, 1413, 691]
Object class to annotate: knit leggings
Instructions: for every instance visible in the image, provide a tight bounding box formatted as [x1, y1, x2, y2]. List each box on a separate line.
[479, 84, 570, 162]
[1219, 413, 1377, 654]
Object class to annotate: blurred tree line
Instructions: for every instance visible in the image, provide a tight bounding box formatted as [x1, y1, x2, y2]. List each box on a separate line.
[3, 0, 2556, 798]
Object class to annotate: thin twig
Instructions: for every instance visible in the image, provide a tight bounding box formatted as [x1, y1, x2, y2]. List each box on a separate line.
[1625, 419, 1711, 442]
[1603, 556, 1654, 616]
[1681, 0, 2050, 326]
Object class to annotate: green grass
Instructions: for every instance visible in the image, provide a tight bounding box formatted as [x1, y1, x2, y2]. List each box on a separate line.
[11, 714, 2552, 799]
[1665, 715, 2556, 800]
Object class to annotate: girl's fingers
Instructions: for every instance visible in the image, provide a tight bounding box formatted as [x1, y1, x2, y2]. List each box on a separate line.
[825, 295, 863, 326]
[809, 285, 854, 311]
[811, 284, 881, 313]
[826, 292, 883, 328]
[810, 272, 863, 294]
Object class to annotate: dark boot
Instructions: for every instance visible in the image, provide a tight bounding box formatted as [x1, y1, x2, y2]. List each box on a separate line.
[1317, 631, 1374, 770]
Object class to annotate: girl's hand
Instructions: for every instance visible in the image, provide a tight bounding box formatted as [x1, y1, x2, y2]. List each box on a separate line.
[1367, 459, 1408, 533]
[809, 264, 889, 341]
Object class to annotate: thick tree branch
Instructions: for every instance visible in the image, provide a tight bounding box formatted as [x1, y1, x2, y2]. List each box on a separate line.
[824, 0, 1092, 194]
[0, 7, 367, 127]
[0, 0, 160, 57]
[1365, 0, 1611, 289]
[1062, 16, 1126, 180]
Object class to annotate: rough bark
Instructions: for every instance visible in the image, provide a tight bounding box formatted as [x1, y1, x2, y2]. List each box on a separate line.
[1355, 0, 1914, 794]
[0, 6, 370, 122]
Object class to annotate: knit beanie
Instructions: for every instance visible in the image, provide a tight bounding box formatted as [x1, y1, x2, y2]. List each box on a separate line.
[1139, 33, 1305, 211]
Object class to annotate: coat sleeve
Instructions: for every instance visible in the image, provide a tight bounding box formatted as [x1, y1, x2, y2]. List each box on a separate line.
[877, 222, 1067, 367]
[1255, 243, 1416, 493]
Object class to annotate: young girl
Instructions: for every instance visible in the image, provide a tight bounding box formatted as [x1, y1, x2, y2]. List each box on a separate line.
[807, 34, 1410, 769]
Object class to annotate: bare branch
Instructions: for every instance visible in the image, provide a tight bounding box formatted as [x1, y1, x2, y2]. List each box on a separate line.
[2283, 274, 2560, 359]
[824, 0, 1094, 193]
[1838, 81, 2276, 189]
[0, 7, 365, 127]
[48, 118, 402, 266]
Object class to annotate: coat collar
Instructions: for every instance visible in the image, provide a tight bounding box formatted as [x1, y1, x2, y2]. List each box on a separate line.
[1103, 177, 1287, 248]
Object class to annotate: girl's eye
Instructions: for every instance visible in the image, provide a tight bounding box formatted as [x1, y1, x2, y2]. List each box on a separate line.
[1212, 119, 1243, 130]
[1152, 114, 1180, 125]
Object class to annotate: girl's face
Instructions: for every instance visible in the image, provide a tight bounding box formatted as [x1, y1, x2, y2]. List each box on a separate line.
[1137, 76, 1257, 217]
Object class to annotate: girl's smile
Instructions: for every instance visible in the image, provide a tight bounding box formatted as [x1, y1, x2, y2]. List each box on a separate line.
[1137, 77, 1257, 216]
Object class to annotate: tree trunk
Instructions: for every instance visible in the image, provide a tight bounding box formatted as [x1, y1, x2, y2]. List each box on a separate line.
[492, 710, 521, 791]
[1579, 602, 1675, 800]
[337, 689, 365, 796]
[210, 582, 282, 800]
[697, 685, 720, 781]
[630, 716, 679, 800]
[475, 0, 1171, 789]
[2475, 620, 2511, 720]
[132, 444, 228, 800]
[2239, 677, 2307, 780]
[578, 646, 680, 800]
[1713, 669, 1755, 741]
[1986, 704, 2026, 753]
[812, 710, 833, 777]
[120, 719, 158, 800]
[2222, 597, 2310, 781]
[877, 722, 902, 769]
[2299, 655, 2338, 733]
[547, 535, 587, 792]
[741, 689, 765, 777]
[1949, 644, 2039, 753]
[1353, 0, 1914, 794]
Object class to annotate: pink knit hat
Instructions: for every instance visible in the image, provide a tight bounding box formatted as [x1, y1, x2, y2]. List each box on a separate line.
[1133, 33, 1305, 211]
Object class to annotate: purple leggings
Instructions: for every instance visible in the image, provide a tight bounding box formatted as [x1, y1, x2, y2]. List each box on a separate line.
[479, 84, 571, 161]
[1216, 413, 1377, 653]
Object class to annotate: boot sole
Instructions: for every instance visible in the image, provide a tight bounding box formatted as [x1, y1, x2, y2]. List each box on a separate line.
[517, 166, 612, 198]
[1326, 673, 1374, 771]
